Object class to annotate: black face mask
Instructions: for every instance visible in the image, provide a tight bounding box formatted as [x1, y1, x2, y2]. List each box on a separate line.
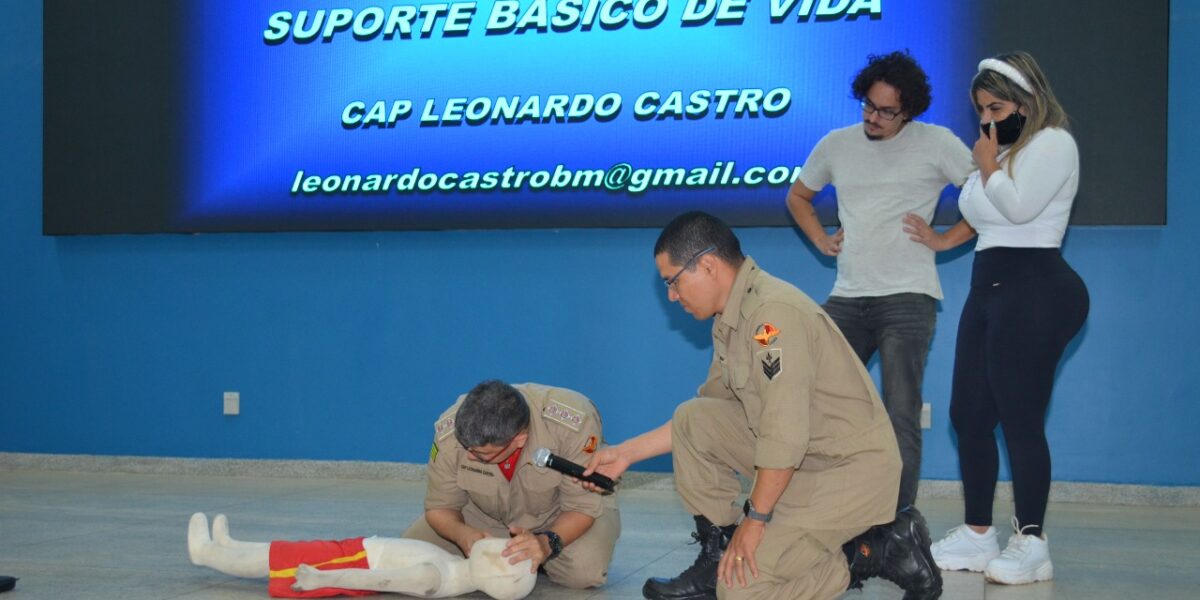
[981, 110, 1026, 145]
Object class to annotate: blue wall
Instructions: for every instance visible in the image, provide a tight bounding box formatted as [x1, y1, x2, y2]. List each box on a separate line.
[3, 2, 1198, 485]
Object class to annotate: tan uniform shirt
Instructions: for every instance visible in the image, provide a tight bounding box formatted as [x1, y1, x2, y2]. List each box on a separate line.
[704, 257, 901, 529]
[424, 383, 607, 532]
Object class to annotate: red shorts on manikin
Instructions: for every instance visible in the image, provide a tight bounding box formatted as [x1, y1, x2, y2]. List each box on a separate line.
[267, 537, 377, 598]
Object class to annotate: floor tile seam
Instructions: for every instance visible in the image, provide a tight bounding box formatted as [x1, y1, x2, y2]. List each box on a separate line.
[1048, 558, 1200, 571]
[582, 587, 641, 600]
[7, 456, 1200, 506]
[602, 542, 696, 587]
[0, 560, 205, 575]
[0, 522, 163, 548]
[0, 501, 271, 547]
[0, 504, 239, 516]
[157, 579, 240, 600]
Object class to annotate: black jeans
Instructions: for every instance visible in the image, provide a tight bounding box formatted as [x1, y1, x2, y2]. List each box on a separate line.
[950, 248, 1089, 538]
[823, 292, 937, 509]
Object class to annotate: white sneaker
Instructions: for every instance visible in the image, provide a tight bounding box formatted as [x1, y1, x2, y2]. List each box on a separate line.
[930, 524, 1000, 572]
[984, 518, 1054, 585]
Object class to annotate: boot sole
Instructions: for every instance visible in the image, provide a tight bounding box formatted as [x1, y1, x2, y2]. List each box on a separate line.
[642, 581, 716, 600]
[642, 591, 715, 600]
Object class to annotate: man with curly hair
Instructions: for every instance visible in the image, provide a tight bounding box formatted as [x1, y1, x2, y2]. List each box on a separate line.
[785, 51, 972, 599]
[787, 51, 972, 511]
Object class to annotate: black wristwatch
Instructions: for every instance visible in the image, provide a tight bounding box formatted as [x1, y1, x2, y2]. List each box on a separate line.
[534, 530, 563, 560]
[743, 499, 773, 523]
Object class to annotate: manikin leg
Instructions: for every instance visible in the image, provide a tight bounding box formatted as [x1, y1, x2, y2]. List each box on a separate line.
[188, 513, 269, 578]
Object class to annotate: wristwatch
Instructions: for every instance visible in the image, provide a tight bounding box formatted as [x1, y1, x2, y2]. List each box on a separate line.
[534, 530, 563, 560]
[743, 499, 773, 523]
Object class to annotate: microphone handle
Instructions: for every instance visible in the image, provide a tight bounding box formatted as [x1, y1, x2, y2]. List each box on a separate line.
[548, 454, 615, 492]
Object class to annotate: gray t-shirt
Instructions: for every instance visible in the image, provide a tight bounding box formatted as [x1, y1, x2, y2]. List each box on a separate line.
[799, 121, 973, 300]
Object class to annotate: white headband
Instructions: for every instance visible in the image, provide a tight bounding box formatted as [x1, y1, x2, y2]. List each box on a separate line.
[977, 58, 1034, 94]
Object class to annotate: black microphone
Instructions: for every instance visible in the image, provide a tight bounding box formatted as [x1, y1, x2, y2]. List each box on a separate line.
[533, 447, 615, 492]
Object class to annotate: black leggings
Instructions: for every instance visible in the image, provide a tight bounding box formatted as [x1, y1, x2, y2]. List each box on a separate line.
[950, 248, 1089, 538]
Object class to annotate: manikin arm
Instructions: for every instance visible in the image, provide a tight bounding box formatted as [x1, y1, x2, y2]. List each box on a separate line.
[293, 538, 534, 600]
[292, 562, 454, 598]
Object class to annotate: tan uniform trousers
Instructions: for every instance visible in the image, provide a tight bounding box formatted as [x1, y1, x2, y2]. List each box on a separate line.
[401, 503, 620, 589]
[673, 397, 866, 600]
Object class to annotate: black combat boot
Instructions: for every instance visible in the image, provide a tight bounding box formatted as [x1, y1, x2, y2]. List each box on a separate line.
[643, 515, 736, 600]
[881, 507, 943, 600]
[844, 526, 885, 591]
[843, 507, 942, 600]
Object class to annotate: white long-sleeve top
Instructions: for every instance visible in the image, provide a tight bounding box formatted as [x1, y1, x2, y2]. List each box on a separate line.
[959, 127, 1079, 250]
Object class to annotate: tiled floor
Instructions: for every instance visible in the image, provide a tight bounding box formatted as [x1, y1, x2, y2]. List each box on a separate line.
[1, 470, 1197, 599]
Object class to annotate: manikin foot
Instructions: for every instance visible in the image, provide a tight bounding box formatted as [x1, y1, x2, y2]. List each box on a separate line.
[212, 513, 234, 545]
[187, 512, 214, 566]
[187, 512, 269, 578]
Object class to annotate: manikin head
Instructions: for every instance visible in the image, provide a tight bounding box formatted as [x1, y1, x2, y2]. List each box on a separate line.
[467, 538, 537, 600]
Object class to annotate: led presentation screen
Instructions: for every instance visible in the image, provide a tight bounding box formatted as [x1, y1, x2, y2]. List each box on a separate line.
[43, 0, 1168, 234]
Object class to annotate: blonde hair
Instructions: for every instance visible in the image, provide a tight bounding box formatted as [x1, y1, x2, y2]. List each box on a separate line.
[971, 52, 1069, 174]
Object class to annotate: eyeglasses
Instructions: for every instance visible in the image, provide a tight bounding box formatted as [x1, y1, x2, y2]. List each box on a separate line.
[664, 246, 717, 289]
[860, 99, 902, 121]
[463, 435, 518, 463]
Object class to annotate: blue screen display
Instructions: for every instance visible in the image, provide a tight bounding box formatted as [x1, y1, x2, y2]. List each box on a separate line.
[178, 0, 979, 230]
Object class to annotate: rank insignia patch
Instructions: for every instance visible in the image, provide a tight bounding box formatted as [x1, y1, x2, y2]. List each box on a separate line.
[435, 415, 456, 441]
[759, 348, 782, 380]
[753, 323, 780, 347]
[543, 400, 585, 431]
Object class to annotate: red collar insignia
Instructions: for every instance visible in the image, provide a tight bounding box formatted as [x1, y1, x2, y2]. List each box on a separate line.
[498, 446, 522, 481]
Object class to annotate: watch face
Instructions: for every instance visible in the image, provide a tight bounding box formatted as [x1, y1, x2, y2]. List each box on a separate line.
[538, 530, 563, 559]
[743, 499, 771, 522]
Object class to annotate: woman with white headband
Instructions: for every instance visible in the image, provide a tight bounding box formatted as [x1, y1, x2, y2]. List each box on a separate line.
[903, 51, 1089, 585]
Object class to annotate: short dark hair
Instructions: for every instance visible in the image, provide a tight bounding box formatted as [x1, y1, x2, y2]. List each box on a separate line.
[653, 211, 744, 268]
[851, 50, 932, 121]
[455, 380, 530, 449]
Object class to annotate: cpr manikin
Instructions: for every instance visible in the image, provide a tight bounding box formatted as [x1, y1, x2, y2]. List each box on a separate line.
[188, 513, 536, 599]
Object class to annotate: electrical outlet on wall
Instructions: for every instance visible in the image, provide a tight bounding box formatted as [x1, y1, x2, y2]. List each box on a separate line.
[921, 403, 931, 429]
[223, 391, 240, 416]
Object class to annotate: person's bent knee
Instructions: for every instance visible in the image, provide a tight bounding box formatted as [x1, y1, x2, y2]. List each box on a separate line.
[673, 397, 722, 430]
[673, 398, 701, 422]
[400, 516, 463, 556]
[547, 565, 607, 589]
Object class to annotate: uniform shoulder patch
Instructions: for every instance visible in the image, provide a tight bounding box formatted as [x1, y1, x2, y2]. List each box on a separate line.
[753, 323, 780, 347]
[542, 399, 585, 432]
[758, 348, 783, 380]
[434, 415, 456, 441]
